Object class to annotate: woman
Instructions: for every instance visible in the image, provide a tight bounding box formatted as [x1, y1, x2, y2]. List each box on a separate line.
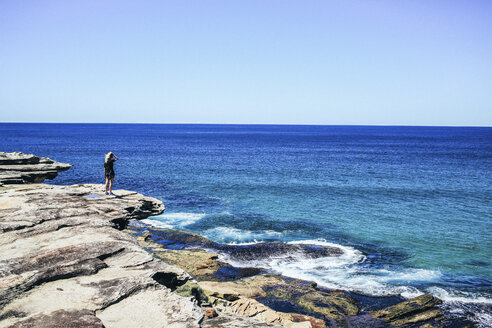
[104, 152, 118, 195]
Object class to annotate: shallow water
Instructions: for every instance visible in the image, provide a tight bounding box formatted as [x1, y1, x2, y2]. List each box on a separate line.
[1, 123, 490, 314]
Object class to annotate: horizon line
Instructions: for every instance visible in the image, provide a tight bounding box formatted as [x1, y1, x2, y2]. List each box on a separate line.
[0, 121, 491, 128]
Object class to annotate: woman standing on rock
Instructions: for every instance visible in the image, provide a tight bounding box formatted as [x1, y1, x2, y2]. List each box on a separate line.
[104, 152, 118, 195]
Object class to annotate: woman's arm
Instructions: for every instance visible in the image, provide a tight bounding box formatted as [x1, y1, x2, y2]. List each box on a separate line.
[114, 154, 119, 161]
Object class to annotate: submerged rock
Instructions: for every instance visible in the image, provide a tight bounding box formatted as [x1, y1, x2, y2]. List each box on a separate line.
[370, 294, 443, 326]
[0, 152, 72, 185]
[127, 226, 343, 281]
[128, 228, 264, 281]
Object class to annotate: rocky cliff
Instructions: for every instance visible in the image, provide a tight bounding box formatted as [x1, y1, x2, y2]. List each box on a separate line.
[0, 184, 307, 328]
[0, 152, 72, 186]
[0, 184, 203, 328]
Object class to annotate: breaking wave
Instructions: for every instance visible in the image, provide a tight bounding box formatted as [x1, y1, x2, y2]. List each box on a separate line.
[141, 212, 206, 229]
[202, 226, 283, 244]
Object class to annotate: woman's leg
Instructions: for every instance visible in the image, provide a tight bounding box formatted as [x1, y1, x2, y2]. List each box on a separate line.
[109, 178, 114, 193]
[105, 178, 109, 193]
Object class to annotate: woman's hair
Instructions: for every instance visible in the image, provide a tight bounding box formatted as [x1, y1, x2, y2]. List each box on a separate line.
[105, 152, 114, 164]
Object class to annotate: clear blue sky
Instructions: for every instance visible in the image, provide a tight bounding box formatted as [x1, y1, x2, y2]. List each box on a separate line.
[1, 0, 491, 125]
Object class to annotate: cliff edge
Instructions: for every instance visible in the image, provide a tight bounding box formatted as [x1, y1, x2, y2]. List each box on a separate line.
[0, 184, 203, 328]
[0, 152, 72, 185]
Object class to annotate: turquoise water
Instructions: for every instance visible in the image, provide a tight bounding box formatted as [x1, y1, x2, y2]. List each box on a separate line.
[1, 123, 490, 306]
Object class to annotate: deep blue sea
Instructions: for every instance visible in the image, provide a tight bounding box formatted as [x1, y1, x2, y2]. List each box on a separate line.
[1, 123, 491, 322]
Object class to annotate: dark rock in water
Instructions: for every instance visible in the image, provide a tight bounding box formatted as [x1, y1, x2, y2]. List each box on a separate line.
[215, 266, 262, 281]
[464, 259, 489, 267]
[343, 315, 390, 328]
[256, 297, 318, 318]
[264, 283, 359, 320]
[0, 152, 72, 185]
[138, 226, 344, 263]
[213, 241, 344, 262]
[145, 228, 215, 248]
[347, 292, 405, 312]
[439, 301, 490, 328]
[370, 294, 443, 326]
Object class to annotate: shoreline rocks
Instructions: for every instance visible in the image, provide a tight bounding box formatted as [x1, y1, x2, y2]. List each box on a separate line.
[127, 225, 467, 328]
[0, 152, 72, 185]
[370, 294, 443, 326]
[0, 184, 202, 328]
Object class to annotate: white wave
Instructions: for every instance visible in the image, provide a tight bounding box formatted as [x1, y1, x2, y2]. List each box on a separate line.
[215, 236, 492, 327]
[271, 241, 440, 298]
[138, 220, 492, 318]
[141, 212, 206, 229]
[427, 287, 492, 304]
[439, 294, 492, 328]
[202, 226, 282, 243]
[212, 238, 443, 299]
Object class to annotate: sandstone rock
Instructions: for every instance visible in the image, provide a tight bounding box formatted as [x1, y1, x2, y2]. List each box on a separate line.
[197, 273, 358, 322]
[155, 248, 225, 280]
[370, 294, 443, 326]
[210, 296, 325, 328]
[199, 278, 270, 299]
[391, 309, 442, 326]
[202, 307, 217, 319]
[0, 184, 202, 328]
[0, 152, 72, 184]
[0, 184, 164, 233]
[263, 281, 359, 320]
[96, 286, 203, 328]
[5, 309, 104, 328]
[201, 314, 281, 327]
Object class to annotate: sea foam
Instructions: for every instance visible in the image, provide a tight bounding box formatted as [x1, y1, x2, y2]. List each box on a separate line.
[202, 226, 283, 244]
[141, 212, 206, 229]
[214, 238, 444, 299]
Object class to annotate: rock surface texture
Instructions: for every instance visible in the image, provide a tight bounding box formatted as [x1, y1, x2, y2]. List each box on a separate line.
[0, 152, 72, 185]
[0, 184, 203, 328]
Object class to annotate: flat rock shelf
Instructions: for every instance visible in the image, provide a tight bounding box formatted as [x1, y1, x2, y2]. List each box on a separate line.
[0, 152, 72, 185]
[0, 183, 312, 328]
[0, 184, 203, 328]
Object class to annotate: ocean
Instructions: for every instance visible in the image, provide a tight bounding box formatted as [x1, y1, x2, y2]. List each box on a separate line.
[1, 123, 490, 324]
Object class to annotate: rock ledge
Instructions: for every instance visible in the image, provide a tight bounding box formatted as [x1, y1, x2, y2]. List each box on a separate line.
[0, 184, 203, 328]
[0, 152, 72, 185]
